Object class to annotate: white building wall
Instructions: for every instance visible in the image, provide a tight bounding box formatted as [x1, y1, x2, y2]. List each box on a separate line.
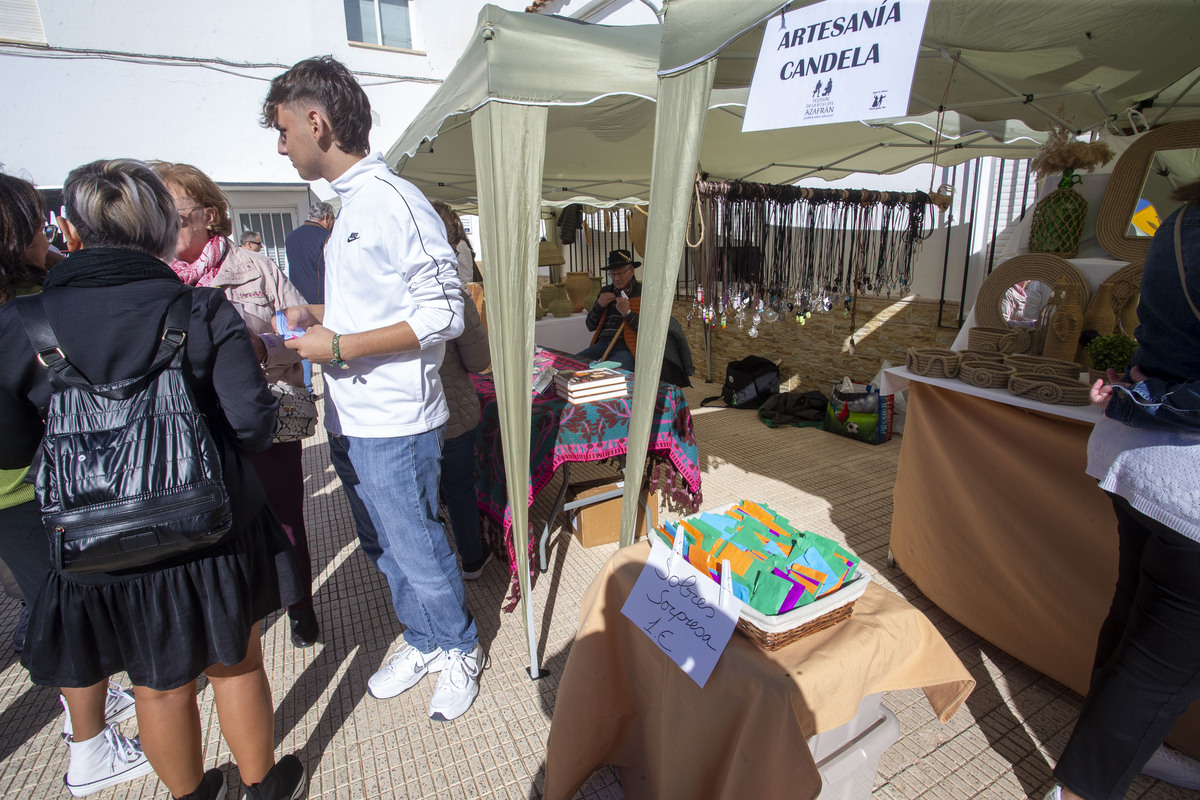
[1, 0, 528, 193]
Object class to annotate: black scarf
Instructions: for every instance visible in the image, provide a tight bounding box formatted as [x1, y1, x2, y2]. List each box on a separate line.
[42, 248, 181, 290]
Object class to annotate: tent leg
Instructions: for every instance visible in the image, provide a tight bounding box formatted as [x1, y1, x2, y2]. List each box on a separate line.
[524, 592, 548, 680]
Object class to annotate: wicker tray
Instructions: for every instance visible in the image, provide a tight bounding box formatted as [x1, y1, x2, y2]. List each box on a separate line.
[958, 361, 1016, 389]
[1003, 353, 1082, 380]
[1008, 372, 1091, 406]
[906, 347, 961, 379]
[968, 326, 1031, 354]
[737, 571, 872, 651]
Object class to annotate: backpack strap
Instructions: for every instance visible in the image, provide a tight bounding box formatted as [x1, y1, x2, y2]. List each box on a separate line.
[699, 394, 725, 408]
[16, 291, 192, 399]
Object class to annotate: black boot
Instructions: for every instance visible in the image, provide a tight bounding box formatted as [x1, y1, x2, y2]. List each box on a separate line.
[288, 607, 320, 648]
[244, 754, 306, 800]
[174, 768, 225, 800]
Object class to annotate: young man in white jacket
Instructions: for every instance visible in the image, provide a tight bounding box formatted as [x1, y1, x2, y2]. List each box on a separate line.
[264, 56, 481, 722]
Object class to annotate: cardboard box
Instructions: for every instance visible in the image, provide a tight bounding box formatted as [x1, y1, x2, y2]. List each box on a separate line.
[566, 478, 658, 548]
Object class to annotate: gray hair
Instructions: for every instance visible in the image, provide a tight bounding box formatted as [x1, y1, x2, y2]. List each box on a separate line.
[309, 201, 334, 221]
[240, 230, 262, 245]
[62, 159, 178, 260]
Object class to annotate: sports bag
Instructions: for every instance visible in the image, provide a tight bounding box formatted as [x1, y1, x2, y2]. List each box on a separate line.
[823, 380, 894, 445]
[16, 293, 233, 574]
[701, 355, 780, 409]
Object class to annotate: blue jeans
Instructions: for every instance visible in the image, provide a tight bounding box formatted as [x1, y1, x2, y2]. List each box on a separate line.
[577, 337, 635, 372]
[327, 429, 477, 654]
[1106, 378, 1200, 432]
[440, 427, 485, 567]
[302, 359, 314, 392]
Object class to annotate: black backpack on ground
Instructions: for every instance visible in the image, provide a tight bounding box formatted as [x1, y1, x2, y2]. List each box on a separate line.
[16, 293, 233, 574]
[700, 355, 780, 409]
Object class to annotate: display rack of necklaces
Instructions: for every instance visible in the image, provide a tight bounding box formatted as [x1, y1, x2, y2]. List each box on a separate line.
[689, 179, 932, 347]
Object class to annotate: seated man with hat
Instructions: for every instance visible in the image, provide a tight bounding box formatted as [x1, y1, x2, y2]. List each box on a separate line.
[577, 249, 641, 372]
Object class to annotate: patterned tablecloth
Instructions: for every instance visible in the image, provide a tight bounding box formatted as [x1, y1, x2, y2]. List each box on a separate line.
[471, 351, 702, 608]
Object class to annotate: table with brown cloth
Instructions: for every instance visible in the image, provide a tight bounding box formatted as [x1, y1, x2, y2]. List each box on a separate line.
[887, 374, 1200, 759]
[543, 540, 975, 800]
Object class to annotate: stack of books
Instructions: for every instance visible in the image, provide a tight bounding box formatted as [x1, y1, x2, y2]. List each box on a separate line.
[554, 367, 629, 404]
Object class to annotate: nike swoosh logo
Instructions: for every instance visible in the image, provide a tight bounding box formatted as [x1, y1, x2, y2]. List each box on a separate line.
[347, 232, 360, 242]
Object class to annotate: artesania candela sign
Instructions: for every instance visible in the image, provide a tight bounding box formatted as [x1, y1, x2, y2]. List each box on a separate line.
[743, 0, 931, 132]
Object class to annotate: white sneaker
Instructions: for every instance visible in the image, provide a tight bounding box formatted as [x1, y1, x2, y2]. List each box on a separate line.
[429, 645, 482, 722]
[367, 644, 446, 699]
[61, 682, 137, 739]
[1142, 744, 1200, 790]
[1044, 787, 1062, 800]
[64, 725, 154, 797]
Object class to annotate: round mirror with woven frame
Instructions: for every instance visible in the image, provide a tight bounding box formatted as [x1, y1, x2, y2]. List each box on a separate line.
[1096, 119, 1200, 263]
[974, 253, 1091, 330]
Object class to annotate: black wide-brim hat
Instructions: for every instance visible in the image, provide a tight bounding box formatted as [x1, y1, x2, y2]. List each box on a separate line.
[602, 249, 641, 270]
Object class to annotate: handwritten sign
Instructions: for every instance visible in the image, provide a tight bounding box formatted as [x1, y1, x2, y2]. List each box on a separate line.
[743, 0, 931, 132]
[621, 536, 740, 687]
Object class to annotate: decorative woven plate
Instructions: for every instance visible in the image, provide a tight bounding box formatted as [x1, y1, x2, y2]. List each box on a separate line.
[958, 361, 1016, 389]
[1008, 372, 1091, 406]
[906, 347, 961, 379]
[1003, 354, 1082, 380]
[974, 253, 1091, 330]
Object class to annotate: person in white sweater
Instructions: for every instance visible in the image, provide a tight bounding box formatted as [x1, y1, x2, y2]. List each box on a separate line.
[264, 56, 480, 723]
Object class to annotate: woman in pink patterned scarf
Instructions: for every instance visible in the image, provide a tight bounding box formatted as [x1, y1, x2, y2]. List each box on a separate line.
[151, 161, 321, 650]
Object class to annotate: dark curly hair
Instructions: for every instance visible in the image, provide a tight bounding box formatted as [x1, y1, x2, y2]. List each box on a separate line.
[1172, 178, 1200, 207]
[261, 56, 372, 154]
[0, 173, 47, 304]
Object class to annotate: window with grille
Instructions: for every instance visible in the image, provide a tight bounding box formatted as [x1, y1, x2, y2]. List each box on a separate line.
[345, 0, 412, 49]
[238, 212, 294, 273]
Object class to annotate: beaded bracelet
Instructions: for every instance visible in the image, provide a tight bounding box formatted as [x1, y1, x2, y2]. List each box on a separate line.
[330, 333, 350, 370]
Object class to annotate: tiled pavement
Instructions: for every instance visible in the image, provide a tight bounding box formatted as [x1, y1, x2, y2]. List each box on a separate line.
[0, 381, 1192, 799]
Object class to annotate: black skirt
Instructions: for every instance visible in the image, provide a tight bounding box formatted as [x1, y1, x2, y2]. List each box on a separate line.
[21, 505, 304, 691]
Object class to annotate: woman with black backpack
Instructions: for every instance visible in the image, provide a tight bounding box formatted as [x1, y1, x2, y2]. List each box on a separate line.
[0, 160, 307, 800]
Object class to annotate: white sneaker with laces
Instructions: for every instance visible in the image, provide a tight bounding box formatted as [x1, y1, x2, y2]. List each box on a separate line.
[1142, 743, 1200, 790]
[1043, 787, 1062, 800]
[61, 682, 137, 739]
[64, 724, 154, 797]
[429, 645, 482, 722]
[367, 644, 446, 699]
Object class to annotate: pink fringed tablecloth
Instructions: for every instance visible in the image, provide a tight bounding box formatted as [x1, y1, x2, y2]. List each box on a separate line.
[472, 351, 701, 608]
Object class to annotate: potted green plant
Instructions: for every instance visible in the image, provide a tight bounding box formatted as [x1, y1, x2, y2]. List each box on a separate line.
[1085, 332, 1138, 384]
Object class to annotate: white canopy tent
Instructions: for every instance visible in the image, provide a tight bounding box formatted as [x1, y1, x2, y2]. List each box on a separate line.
[385, 1, 1200, 678]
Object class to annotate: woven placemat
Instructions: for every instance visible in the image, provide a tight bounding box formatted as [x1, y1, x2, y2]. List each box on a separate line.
[975, 254, 1091, 330]
[1008, 372, 1091, 406]
[907, 347, 961, 379]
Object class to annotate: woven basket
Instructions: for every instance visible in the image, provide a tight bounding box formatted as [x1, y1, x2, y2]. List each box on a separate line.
[1003, 354, 1082, 380]
[958, 362, 1016, 389]
[737, 603, 855, 651]
[960, 351, 1005, 366]
[968, 326, 1031, 354]
[906, 347, 961, 378]
[1008, 372, 1091, 406]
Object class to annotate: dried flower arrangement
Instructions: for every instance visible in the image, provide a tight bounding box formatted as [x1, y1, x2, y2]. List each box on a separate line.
[1030, 123, 1114, 178]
